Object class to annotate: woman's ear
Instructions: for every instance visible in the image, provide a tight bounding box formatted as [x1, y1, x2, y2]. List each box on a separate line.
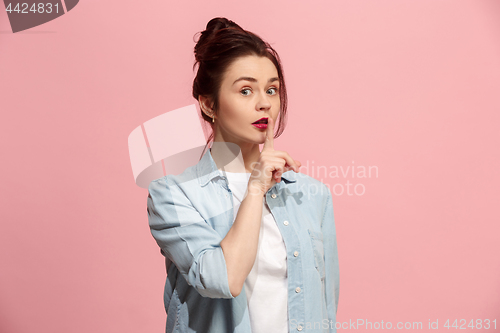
[198, 95, 214, 117]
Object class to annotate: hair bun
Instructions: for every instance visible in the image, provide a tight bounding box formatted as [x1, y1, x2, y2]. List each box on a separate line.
[194, 17, 242, 63]
[206, 17, 235, 33]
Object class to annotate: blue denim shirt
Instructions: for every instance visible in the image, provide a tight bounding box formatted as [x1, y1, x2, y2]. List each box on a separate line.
[147, 148, 339, 332]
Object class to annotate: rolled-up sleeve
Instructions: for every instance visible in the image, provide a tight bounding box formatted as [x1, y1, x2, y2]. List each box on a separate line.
[147, 177, 235, 299]
[321, 186, 339, 322]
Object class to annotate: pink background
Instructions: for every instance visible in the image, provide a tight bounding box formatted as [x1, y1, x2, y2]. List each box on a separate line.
[1, 1, 499, 332]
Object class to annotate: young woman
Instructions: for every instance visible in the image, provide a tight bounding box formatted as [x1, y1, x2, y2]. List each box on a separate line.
[147, 17, 339, 333]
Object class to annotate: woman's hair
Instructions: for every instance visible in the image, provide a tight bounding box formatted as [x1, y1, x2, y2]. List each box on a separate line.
[193, 17, 288, 159]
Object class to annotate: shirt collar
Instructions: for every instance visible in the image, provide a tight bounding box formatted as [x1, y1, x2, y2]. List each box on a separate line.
[196, 147, 297, 187]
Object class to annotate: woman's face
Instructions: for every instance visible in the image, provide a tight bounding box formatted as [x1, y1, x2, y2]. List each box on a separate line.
[212, 55, 280, 147]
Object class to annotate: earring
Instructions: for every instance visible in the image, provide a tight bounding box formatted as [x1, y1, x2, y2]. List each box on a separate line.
[211, 114, 215, 123]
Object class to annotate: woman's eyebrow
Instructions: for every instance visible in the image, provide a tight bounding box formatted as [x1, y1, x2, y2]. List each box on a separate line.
[232, 77, 279, 86]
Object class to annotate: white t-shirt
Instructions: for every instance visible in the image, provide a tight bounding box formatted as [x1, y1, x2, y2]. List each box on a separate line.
[222, 170, 288, 333]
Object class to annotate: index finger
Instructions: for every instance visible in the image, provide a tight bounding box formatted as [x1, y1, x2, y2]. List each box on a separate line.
[262, 116, 274, 151]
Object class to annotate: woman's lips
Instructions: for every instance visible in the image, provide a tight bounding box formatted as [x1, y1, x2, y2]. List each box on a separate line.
[252, 117, 268, 129]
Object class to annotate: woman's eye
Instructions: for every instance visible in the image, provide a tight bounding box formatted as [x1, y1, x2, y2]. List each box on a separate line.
[241, 88, 251, 96]
[267, 87, 278, 95]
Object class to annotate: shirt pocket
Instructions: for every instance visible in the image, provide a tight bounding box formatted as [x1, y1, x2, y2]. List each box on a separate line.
[307, 228, 326, 280]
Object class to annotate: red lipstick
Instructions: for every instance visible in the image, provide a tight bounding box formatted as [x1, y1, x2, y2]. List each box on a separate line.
[252, 117, 268, 129]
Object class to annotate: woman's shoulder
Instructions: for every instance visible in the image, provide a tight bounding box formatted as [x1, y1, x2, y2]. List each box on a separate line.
[148, 163, 200, 190]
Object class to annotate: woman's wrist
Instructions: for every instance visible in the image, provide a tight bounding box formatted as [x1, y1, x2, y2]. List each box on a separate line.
[247, 180, 267, 198]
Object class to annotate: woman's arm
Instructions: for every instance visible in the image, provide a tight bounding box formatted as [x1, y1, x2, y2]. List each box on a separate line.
[221, 116, 299, 297]
[220, 186, 265, 297]
[148, 177, 236, 299]
[147, 176, 267, 299]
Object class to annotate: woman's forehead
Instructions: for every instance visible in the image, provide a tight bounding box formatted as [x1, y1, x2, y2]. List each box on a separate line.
[224, 55, 278, 82]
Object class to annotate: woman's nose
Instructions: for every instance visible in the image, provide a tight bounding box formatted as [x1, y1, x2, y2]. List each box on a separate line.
[256, 91, 272, 110]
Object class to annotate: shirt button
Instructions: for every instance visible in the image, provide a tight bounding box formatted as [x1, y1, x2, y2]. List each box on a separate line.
[295, 287, 301, 293]
[293, 251, 299, 257]
[271, 193, 277, 199]
[283, 220, 289, 226]
[297, 324, 303, 331]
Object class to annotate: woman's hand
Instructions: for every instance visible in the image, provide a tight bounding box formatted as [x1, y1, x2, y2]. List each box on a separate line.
[248, 116, 302, 196]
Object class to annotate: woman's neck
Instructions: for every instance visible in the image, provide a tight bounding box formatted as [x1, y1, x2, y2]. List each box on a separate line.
[210, 141, 261, 173]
